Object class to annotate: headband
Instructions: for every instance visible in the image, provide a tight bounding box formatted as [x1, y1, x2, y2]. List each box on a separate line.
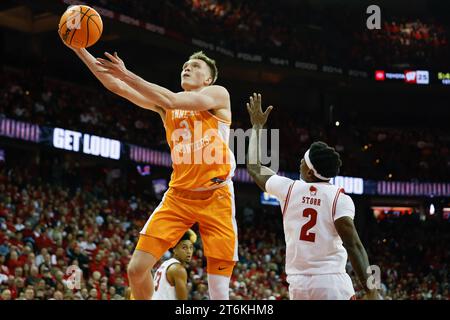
[304, 149, 332, 181]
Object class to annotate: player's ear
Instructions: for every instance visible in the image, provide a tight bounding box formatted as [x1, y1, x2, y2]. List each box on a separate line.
[307, 169, 315, 180]
[205, 76, 212, 86]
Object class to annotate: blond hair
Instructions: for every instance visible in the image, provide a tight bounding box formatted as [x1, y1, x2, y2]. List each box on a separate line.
[189, 51, 218, 85]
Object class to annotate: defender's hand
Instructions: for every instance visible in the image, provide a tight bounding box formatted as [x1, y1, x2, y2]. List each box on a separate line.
[246, 93, 273, 127]
[96, 51, 129, 80]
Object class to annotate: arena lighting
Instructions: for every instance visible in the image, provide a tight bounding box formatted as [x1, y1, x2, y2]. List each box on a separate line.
[443, 208, 450, 220]
[261, 192, 280, 206]
[136, 165, 151, 176]
[429, 204, 435, 215]
[330, 176, 364, 195]
[375, 70, 385, 81]
[372, 206, 414, 219]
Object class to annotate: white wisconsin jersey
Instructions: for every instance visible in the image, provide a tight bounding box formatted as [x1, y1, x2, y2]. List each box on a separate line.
[266, 175, 355, 276]
[152, 258, 181, 300]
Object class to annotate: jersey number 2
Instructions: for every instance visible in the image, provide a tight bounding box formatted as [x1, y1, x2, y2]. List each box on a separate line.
[299, 208, 317, 242]
[154, 270, 162, 291]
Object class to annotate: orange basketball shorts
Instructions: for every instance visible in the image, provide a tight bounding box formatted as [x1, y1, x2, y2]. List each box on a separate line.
[137, 182, 238, 262]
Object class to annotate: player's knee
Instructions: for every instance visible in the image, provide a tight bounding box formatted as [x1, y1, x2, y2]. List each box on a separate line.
[127, 261, 143, 279]
[127, 253, 156, 279]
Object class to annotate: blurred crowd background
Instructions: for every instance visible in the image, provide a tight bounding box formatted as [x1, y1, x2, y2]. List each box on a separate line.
[0, 160, 448, 300]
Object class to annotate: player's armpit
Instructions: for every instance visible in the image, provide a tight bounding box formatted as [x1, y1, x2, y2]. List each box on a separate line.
[167, 264, 188, 300]
[169, 85, 230, 111]
[264, 174, 294, 200]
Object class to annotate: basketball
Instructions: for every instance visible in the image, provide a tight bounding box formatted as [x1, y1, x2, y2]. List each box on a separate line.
[58, 5, 103, 49]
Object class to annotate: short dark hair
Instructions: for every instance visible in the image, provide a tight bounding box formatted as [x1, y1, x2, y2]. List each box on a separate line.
[308, 141, 342, 178]
[189, 51, 218, 85]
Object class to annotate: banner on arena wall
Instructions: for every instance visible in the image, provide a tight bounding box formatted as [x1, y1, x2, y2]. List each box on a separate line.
[437, 72, 450, 85]
[261, 192, 280, 206]
[375, 70, 430, 84]
[51, 127, 121, 160]
[1, 117, 449, 196]
[322, 65, 343, 74]
[61, 0, 448, 86]
[0, 117, 40, 143]
[295, 61, 318, 71]
[348, 69, 368, 78]
[59, 1, 354, 76]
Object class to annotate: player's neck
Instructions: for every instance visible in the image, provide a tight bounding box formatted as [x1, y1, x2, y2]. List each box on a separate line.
[183, 84, 206, 92]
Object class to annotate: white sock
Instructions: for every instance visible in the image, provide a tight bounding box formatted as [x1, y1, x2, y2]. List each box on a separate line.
[207, 274, 230, 300]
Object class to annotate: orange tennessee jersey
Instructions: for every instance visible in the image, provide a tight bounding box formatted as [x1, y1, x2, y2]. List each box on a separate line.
[164, 109, 236, 191]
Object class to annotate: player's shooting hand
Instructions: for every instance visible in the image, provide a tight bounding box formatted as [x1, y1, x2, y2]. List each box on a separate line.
[58, 30, 79, 52]
[246, 93, 273, 127]
[96, 52, 129, 80]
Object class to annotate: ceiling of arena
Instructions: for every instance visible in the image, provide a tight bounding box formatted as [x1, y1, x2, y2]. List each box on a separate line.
[0, 0, 447, 35]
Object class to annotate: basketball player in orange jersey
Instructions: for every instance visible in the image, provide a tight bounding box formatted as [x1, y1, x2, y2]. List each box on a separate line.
[152, 229, 196, 300]
[63, 45, 237, 300]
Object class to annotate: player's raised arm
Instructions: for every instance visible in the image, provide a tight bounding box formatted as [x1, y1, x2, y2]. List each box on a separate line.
[66, 47, 164, 119]
[246, 93, 276, 191]
[96, 51, 229, 112]
[334, 216, 382, 300]
[167, 264, 189, 300]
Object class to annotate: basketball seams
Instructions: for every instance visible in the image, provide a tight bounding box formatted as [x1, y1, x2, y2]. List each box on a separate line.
[86, 14, 101, 47]
[88, 14, 102, 34]
[86, 15, 90, 47]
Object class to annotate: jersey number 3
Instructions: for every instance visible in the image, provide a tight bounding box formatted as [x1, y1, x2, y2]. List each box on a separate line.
[299, 208, 317, 242]
[154, 270, 162, 291]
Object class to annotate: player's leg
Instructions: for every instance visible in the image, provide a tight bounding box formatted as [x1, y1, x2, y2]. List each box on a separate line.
[289, 287, 310, 300]
[128, 190, 194, 299]
[287, 275, 311, 300]
[127, 248, 160, 300]
[198, 183, 238, 300]
[206, 257, 236, 300]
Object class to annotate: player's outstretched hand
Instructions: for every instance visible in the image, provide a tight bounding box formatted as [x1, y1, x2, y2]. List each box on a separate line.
[96, 51, 129, 80]
[58, 30, 80, 52]
[246, 93, 273, 127]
